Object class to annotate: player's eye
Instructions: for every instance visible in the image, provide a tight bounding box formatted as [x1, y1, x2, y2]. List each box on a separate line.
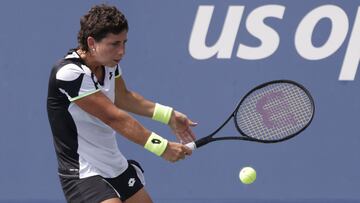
[112, 42, 120, 47]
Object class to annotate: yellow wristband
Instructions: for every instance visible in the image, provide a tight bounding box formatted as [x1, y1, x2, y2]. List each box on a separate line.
[152, 103, 173, 124]
[144, 132, 168, 156]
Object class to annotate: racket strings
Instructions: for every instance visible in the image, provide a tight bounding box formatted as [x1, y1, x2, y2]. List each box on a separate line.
[236, 83, 314, 141]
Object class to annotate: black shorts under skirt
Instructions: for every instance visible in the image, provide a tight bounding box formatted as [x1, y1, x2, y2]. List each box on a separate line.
[59, 160, 145, 203]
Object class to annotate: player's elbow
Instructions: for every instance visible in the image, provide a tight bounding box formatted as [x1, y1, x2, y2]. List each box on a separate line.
[115, 90, 132, 109]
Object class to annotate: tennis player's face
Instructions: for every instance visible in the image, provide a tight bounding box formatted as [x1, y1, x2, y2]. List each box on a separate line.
[93, 31, 127, 67]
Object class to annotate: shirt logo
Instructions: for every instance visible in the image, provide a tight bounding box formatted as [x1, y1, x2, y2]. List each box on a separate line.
[109, 72, 113, 80]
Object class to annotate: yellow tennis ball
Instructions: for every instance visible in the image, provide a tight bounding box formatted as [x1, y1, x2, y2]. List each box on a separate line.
[239, 167, 256, 184]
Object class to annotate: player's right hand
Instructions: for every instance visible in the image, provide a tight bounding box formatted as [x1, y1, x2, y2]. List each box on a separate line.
[161, 141, 192, 162]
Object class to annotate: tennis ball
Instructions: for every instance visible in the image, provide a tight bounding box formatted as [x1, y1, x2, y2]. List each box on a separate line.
[239, 167, 256, 184]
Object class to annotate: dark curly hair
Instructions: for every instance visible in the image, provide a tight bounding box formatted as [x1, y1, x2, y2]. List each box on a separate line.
[77, 4, 128, 52]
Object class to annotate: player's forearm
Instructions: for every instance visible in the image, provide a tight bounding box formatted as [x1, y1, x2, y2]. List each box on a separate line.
[105, 110, 151, 146]
[115, 90, 155, 118]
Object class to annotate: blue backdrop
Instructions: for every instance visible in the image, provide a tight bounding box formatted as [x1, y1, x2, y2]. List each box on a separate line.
[1, 0, 360, 202]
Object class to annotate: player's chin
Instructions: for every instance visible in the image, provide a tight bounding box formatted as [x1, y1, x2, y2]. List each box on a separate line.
[105, 60, 120, 67]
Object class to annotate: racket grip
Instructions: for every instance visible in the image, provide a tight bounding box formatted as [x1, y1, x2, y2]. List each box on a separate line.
[185, 142, 196, 150]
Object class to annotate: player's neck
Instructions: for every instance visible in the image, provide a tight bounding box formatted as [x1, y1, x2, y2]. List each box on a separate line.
[76, 49, 102, 73]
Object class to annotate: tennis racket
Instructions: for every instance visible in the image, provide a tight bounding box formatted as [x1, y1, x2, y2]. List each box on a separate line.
[186, 80, 315, 150]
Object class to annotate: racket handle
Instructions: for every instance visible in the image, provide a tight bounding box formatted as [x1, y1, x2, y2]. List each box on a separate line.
[185, 142, 196, 150]
[185, 137, 211, 150]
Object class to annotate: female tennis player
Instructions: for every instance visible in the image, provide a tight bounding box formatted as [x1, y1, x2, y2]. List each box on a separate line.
[47, 4, 196, 203]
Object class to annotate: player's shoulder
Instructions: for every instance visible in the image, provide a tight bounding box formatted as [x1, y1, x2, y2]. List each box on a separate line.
[55, 50, 89, 81]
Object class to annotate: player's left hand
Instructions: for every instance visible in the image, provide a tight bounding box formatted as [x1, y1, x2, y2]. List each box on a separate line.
[168, 110, 197, 144]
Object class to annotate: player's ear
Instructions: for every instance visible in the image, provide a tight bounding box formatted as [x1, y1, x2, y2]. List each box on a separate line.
[87, 36, 96, 51]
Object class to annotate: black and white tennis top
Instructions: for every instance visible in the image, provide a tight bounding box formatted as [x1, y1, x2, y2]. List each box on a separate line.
[47, 50, 128, 179]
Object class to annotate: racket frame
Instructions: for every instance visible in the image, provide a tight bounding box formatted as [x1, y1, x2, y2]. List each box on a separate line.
[193, 80, 315, 148]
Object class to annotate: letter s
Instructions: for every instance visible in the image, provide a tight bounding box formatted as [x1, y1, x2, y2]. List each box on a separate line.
[237, 5, 285, 60]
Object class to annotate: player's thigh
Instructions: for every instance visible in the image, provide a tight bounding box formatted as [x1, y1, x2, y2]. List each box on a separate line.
[124, 187, 152, 203]
[60, 175, 119, 203]
[101, 197, 122, 203]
